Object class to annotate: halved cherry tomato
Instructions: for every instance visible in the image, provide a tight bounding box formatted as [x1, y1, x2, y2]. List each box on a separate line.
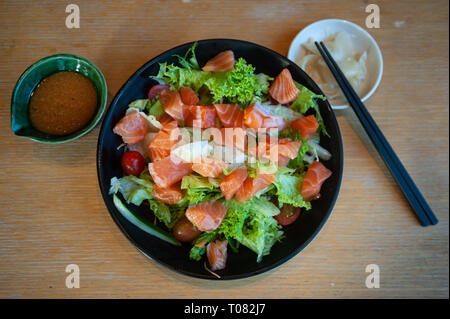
[121, 151, 145, 177]
[172, 217, 201, 242]
[148, 84, 169, 101]
[274, 203, 301, 226]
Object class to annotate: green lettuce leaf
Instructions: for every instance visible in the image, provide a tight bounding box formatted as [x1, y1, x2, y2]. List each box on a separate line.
[273, 172, 311, 210]
[180, 174, 223, 204]
[128, 99, 150, 110]
[149, 200, 187, 230]
[218, 197, 283, 262]
[189, 230, 219, 261]
[150, 44, 272, 106]
[151, 61, 211, 92]
[148, 199, 171, 228]
[109, 175, 153, 206]
[290, 82, 329, 137]
[205, 58, 272, 105]
[247, 159, 278, 177]
[109, 174, 184, 229]
[146, 99, 164, 118]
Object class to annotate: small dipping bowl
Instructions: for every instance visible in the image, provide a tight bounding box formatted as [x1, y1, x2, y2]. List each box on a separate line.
[10, 54, 107, 143]
[288, 19, 383, 109]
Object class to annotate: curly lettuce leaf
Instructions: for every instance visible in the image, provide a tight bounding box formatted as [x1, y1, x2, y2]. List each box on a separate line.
[273, 172, 311, 210]
[189, 230, 219, 261]
[148, 199, 171, 228]
[151, 62, 211, 92]
[150, 44, 272, 106]
[219, 197, 283, 262]
[180, 174, 223, 204]
[291, 82, 329, 137]
[205, 58, 272, 105]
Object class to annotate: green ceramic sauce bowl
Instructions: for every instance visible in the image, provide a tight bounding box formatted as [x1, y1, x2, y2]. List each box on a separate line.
[10, 54, 107, 144]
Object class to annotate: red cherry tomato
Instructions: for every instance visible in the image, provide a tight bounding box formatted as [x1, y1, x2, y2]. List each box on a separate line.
[148, 84, 169, 101]
[121, 151, 145, 177]
[274, 204, 301, 226]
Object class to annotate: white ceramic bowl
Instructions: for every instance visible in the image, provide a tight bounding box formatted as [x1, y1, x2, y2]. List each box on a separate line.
[288, 19, 383, 109]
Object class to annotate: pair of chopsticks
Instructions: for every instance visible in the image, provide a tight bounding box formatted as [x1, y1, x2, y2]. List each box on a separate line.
[314, 41, 438, 227]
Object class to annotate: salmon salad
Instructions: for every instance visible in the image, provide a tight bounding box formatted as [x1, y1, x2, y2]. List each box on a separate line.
[109, 43, 332, 274]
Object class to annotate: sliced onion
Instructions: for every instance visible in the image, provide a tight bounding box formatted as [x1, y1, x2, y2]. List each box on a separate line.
[308, 140, 332, 161]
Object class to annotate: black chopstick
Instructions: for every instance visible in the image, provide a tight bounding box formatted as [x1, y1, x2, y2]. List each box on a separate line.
[315, 41, 438, 226]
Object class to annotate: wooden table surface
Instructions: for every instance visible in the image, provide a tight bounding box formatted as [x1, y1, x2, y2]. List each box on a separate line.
[0, 0, 448, 299]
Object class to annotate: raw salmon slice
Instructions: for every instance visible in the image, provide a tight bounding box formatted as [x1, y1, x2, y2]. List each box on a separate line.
[290, 114, 319, 140]
[202, 50, 235, 72]
[157, 113, 175, 126]
[152, 182, 183, 205]
[210, 127, 247, 152]
[220, 168, 248, 201]
[148, 155, 192, 188]
[206, 240, 228, 271]
[243, 103, 287, 130]
[185, 201, 228, 232]
[269, 68, 300, 105]
[159, 90, 186, 121]
[185, 105, 217, 128]
[235, 173, 276, 203]
[113, 111, 149, 145]
[248, 136, 299, 163]
[192, 157, 229, 178]
[300, 161, 332, 201]
[180, 87, 199, 105]
[214, 104, 246, 128]
[278, 139, 301, 159]
[247, 141, 279, 163]
[148, 121, 180, 162]
[278, 155, 291, 166]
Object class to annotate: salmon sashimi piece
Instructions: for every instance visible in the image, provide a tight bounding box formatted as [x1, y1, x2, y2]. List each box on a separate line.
[152, 182, 183, 205]
[210, 127, 247, 152]
[206, 240, 228, 271]
[192, 157, 229, 178]
[248, 136, 298, 163]
[113, 111, 149, 145]
[269, 68, 300, 105]
[148, 121, 180, 162]
[185, 201, 228, 232]
[202, 50, 235, 72]
[235, 173, 276, 203]
[247, 141, 279, 163]
[179, 86, 199, 105]
[300, 161, 332, 201]
[243, 103, 287, 130]
[148, 155, 192, 188]
[278, 155, 291, 166]
[157, 113, 175, 126]
[290, 114, 319, 140]
[214, 104, 246, 128]
[159, 90, 186, 121]
[278, 140, 301, 159]
[220, 168, 248, 201]
[185, 105, 217, 128]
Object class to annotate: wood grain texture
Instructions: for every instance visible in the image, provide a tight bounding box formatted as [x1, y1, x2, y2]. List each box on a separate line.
[0, 0, 448, 298]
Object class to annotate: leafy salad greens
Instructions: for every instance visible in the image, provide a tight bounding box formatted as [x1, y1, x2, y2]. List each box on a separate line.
[109, 42, 331, 272]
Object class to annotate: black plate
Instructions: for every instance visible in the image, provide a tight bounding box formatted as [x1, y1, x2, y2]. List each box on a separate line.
[97, 39, 343, 280]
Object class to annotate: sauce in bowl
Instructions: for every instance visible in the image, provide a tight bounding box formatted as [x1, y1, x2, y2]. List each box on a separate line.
[29, 71, 98, 136]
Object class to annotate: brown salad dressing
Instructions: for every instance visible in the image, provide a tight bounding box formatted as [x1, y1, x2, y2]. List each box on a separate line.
[29, 71, 98, 136]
